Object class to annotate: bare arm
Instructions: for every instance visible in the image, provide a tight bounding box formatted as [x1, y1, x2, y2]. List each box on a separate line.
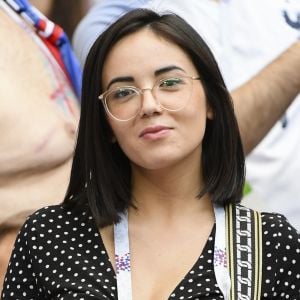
[232, 41, 300, 154]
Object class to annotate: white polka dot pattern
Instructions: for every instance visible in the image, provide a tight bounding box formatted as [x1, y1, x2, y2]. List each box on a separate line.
[1, 205, 300, 299]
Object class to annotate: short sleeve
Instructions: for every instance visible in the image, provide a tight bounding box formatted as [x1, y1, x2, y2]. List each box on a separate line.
[1, 216, 42, 299]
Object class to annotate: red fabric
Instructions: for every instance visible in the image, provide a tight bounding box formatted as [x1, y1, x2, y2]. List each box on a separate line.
[41, 37, 68, 79]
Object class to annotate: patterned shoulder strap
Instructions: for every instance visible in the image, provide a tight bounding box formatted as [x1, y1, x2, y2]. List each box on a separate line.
[225, 203, 262, 300]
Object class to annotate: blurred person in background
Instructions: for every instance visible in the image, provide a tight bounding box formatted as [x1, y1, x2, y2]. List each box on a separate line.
[30, 0, 95, 39]
[73, 0, 300, 230]
[0, 0, 81, 289]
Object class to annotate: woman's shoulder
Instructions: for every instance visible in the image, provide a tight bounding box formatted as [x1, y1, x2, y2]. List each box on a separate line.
[260, 211, 300, 251]
[235, 205, 298, 236]
[25, 204, 86, 221]
[19, 204, 95, 236]
[234, 204, 299, 249]
[261, 211, 298, 234]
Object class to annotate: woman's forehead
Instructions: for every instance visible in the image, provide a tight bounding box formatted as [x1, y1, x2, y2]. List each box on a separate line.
[102, 29, 197, 83]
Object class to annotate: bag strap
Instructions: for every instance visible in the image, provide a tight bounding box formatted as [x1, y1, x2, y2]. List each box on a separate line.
[225, 203, 262, 300]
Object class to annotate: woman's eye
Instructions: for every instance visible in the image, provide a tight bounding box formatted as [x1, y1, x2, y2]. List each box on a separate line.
[160, 78, 183, 89]
[112, 88, 135, 99]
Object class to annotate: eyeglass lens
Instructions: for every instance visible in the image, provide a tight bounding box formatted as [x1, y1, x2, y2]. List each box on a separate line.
[105, 76, 193, 121]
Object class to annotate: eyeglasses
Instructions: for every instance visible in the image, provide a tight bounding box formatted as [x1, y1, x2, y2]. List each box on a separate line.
[98, 75, 201, 121]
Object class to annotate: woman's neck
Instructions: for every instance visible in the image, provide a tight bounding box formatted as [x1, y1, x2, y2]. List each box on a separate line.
[130, 157, 212, 223]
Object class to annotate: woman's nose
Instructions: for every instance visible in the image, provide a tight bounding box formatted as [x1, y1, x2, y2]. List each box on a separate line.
[139, 88, 162, 117]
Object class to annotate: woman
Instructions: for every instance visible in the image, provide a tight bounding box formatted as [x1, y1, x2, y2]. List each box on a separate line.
[2, 9, 299, 300]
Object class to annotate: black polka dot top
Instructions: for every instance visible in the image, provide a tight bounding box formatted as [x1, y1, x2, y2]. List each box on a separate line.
[1, 205, 300, 299]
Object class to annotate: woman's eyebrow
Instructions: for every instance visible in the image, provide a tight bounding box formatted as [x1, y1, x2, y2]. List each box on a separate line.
[107, 76, 134, 90]
[154, 65, 185, 76]
[106, 66, 185, 89]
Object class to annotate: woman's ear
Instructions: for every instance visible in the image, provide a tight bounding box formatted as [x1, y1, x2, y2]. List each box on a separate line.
[207, 106, 214, 120]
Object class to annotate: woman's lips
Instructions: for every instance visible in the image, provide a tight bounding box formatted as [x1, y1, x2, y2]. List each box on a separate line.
[139, 125, 172, 140]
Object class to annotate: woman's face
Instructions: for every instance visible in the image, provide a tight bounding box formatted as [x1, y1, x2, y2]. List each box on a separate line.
[102, 29, 212, 171]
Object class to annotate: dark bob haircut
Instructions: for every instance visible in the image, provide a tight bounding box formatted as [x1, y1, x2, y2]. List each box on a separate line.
[64, 9, 245, 227]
